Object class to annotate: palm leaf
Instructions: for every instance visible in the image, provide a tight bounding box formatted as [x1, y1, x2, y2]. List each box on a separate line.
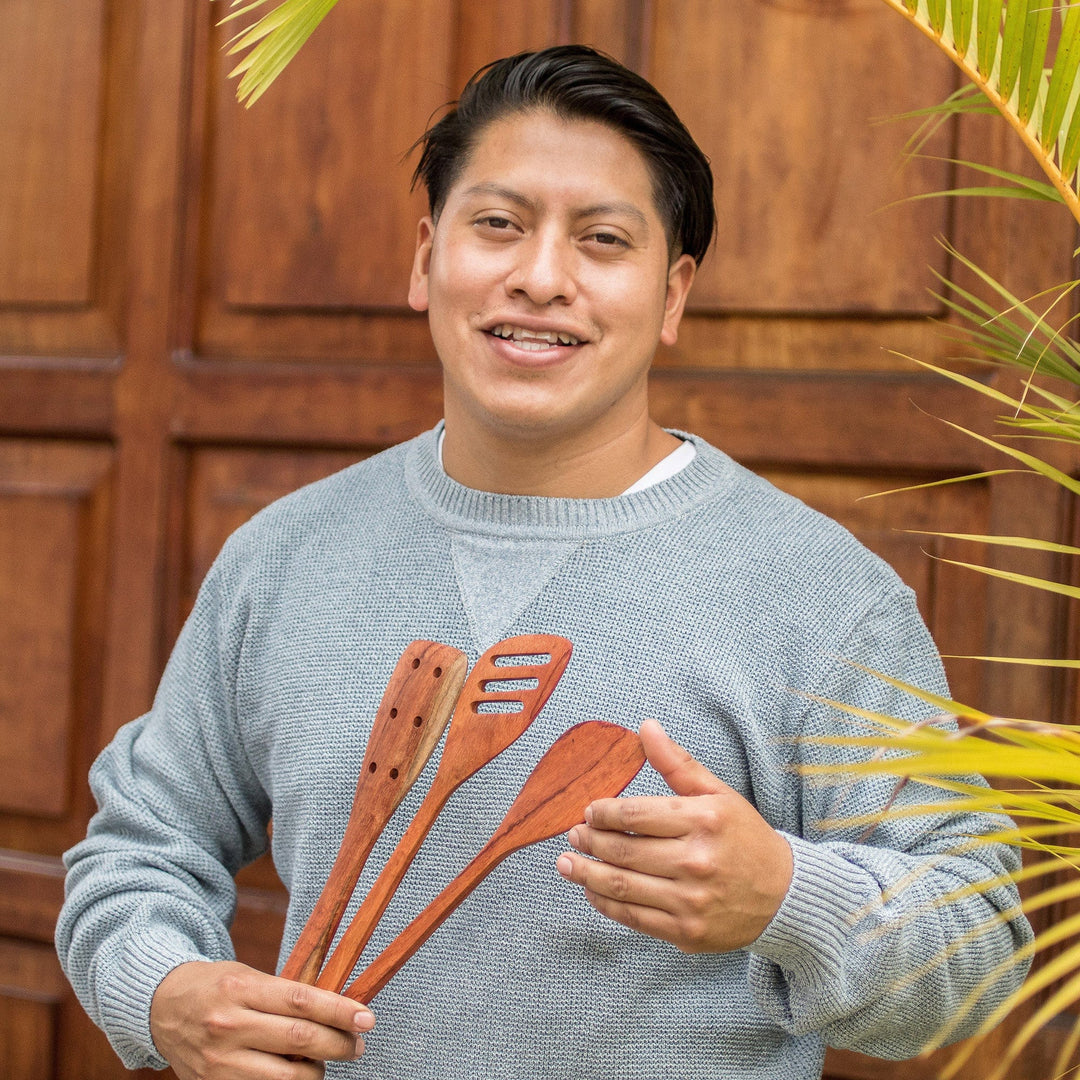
[977, 0, 1004, 76]
[808, 4, 1080, 1076]
[906, 155, 1063, 201]
[213, 0, 341, 106]
[925, 244, 1080, 385]
[1042, 2, 1080, 150]
[936, 554, 1080, 599]
[894, 86, 998, 160]
[878, 0, 1080, 221]
[946, 654, 1080, 668]
[805, 687, 1080, 1070]
[1000, 0, 1031, 101]
[904, 529, 1080, 557]
[808, 671, 1080, 1073]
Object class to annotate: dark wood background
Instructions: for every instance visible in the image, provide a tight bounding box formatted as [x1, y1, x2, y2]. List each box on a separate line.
[1, 2, 1076, 1077]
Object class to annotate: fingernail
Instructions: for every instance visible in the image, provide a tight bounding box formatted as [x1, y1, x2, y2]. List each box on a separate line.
[354, 1009, 375, 1032]
[556, 855, 573, 878]
[584, 805, 593, 825]
[567, 826, 580, 847]
[353, 1036, 366, 1059]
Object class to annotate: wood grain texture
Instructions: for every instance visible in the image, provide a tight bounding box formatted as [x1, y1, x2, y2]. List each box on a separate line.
[316, 634, 573, 992]
[0, 441, 111, 836]
[280, 640, 468, 984]
[0, 0, 105, 305]
[344, 720, 647, 1004]
[209, 0, 454, 310]
[650, 0, 955, 313]
[453, 0, 568, 88]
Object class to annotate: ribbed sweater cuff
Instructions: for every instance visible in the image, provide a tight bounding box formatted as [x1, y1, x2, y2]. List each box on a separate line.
[748, 833, 869, 982]
[98, 929, 211, 1070]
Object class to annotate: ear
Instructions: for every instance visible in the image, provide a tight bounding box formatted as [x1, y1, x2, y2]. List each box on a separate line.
[408, 216, 436, 312]
[659, 253, 696, 348]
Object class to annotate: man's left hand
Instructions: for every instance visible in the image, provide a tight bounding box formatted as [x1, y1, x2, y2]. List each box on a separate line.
[556, 717, 793, 954]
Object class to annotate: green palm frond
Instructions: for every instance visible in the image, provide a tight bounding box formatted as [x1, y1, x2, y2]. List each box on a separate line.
[805, 687, 1080, 1078]
[926, 242, 1080, 385]
[213, 0, 341, 106]
[895, 85, 999, 158]
[905, 529, 1080, 557]
[900, 155, 1064, 203]
[880, 0, 1080, 223]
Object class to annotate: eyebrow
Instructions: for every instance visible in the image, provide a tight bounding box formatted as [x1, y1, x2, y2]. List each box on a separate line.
[460, 182, 651, 231]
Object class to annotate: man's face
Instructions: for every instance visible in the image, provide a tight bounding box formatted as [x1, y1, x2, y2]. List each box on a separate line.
[408, 109, 696, 451]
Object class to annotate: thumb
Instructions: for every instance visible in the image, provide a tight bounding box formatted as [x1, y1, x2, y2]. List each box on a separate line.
[640, 718, 728, 797]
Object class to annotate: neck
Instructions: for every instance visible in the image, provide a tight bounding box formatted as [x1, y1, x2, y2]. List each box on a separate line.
[441, 412, 680, 497]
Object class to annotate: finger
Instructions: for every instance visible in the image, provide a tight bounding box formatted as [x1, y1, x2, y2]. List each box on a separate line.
[225, 1046, 328, 1080]
[640, 717, 730, 798]
[584, 793, 691, 837]
[255, 1011, 366, 1063]
[557, 853, 685, 944]
[567, 823, 679, 876]
[247, 975, 374, 1036]
[556, 851, 677, 913]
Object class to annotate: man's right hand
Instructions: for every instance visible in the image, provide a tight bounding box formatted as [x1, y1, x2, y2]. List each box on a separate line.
[149, 960, 375, 1079]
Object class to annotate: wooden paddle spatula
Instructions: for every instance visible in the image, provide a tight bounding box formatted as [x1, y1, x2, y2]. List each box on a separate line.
[280, 640, 468, 985]
[342, 719, 646, 1004]
[316, 633, 572, 992]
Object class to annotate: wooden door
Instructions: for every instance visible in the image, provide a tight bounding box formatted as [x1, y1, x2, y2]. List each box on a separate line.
[0, 2, 1074, 1078]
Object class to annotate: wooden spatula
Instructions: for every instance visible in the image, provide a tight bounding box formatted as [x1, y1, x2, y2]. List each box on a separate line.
[342, 720, 646, 1004]
[280, 640, 468, 985]
[316, 633, 572, 992]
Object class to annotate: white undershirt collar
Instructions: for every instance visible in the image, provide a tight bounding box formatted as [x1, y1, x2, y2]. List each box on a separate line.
[435, 430, 696, 495]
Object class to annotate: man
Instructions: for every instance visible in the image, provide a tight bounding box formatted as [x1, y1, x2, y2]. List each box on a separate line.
[57, 45, 1031, 1079]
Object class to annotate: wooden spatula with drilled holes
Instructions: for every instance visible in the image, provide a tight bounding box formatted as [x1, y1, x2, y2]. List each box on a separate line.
[280, 640, 468, 985]
[342, 719, 646, 1004]
[316, 634, 572, 992]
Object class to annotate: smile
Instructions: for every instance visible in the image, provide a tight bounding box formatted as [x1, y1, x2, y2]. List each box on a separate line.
[488, 324, 582, 349]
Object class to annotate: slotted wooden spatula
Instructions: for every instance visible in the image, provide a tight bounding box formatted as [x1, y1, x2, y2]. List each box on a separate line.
[280, 640, 468, 985]
[342, 720, 646, 1004]
[316, 633, 572, 992]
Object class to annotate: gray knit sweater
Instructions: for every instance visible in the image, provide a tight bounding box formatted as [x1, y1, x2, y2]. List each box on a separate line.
[57, 427, 1031, 1078]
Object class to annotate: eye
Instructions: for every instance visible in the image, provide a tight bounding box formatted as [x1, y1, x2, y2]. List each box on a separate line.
[474, 215, 519, 235]
[585, 230, 630, 250]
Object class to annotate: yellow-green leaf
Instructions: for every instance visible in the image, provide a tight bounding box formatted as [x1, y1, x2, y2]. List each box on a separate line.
[1018, 2, 1054, 125]
[953, 0, 976, 57]
[215, 0, 341, 106]
[1000, 0, 1031, 101]
[1041, 1, 1080, 151]
[927, 0, 947, 35]
[976, 0, 1003, 76]
[944, 654, 1080, 669]
[934, 554, 1080, 601]
[906, 529, 1080, 557]
[935, 415, 1080, 496]
[1061, 68, 1080, 180]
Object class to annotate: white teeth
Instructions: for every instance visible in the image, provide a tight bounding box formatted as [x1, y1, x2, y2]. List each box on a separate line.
[490, 324, 580, 346]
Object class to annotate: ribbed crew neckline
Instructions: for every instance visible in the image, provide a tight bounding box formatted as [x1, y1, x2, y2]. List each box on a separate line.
[405, 423, 735, 539]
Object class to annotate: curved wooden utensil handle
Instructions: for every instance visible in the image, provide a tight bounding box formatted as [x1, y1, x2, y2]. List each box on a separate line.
[316, 634, 573, 993]
[315, 779, 445, 992]
[280, 640, 467, 984]
[343, 720, 646, 1004]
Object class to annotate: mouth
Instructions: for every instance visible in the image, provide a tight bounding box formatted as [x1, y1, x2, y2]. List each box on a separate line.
[487, 324, 584, 351]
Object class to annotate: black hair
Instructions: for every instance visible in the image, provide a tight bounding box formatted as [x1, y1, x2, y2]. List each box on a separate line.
[411, 45, 716, 266]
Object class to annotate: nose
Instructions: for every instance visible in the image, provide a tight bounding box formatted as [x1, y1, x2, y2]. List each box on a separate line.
[504, 229, 577, 305]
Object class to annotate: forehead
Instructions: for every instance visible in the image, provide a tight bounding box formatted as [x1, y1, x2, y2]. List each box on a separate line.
[445, 109, 662, 220]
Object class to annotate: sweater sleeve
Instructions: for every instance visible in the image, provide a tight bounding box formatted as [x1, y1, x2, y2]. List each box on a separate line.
[745, 588, 1033, 1059]
[55, 558, 271, 1070]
